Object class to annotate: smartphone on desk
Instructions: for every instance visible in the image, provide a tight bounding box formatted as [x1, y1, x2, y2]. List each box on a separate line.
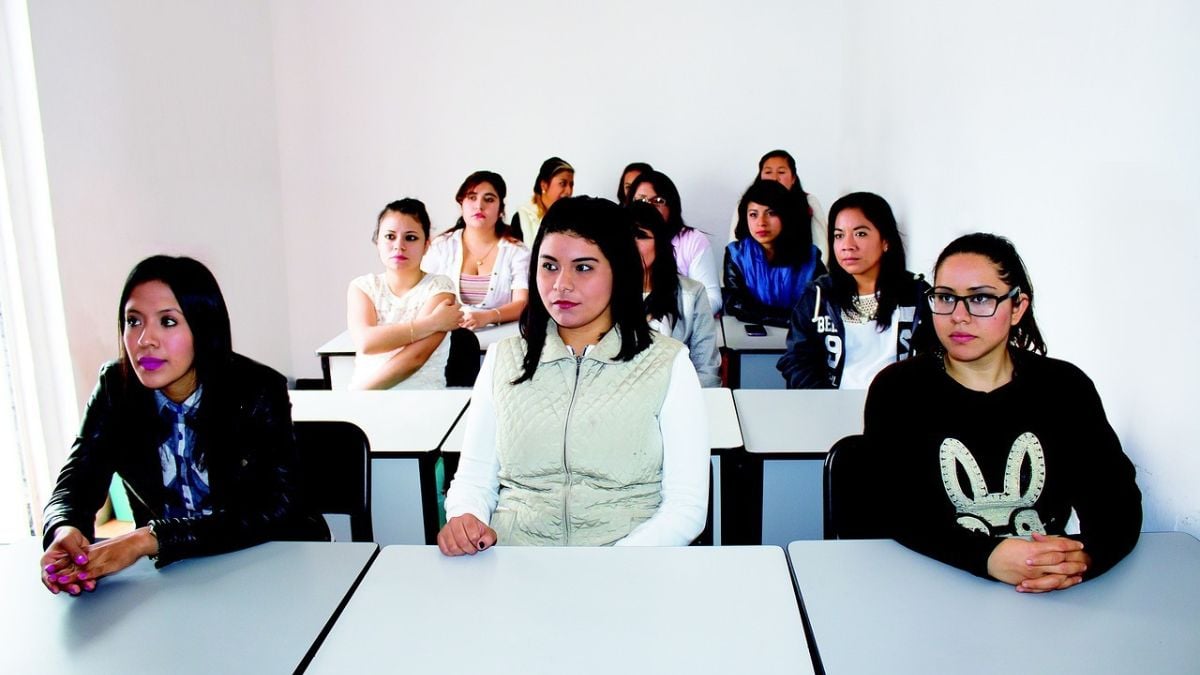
[744, 323, 767, 337]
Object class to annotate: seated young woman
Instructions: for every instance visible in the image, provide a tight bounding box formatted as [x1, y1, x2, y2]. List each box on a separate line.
[422, 171, 530, 329]
[777, 192, 930, 389]
[438, 196, 709, 554]
[728, 149, 828, 263]
[630, 201, 722, 387]
[863, 233, 1141, 591]
[723, 179, 825, 327]
[40, 256, 328, 595]
[348, 198, 461, 390]
[629, 170, 722, 313]
[511, 156, 574, 246]
[615, 161, 652, 206]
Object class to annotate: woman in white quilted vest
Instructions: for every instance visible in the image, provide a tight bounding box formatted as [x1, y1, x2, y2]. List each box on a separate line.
[439, 196, 710, 554]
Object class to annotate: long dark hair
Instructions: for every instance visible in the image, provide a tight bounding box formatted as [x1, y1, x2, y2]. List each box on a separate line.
[373, 198, 431, 242]
[616, 161, 653, 205]
[447, 170, 518, 240]
[827, 192, 911, 331]
[627, 170, 693, 240]
[628, 201, 680, 325]
[758, 149, 806, 195]
[514, 196, 652, 384]
[934, 233, 1047, 355]
[734, 179, 815, 268]
[117, 255, 233, 388]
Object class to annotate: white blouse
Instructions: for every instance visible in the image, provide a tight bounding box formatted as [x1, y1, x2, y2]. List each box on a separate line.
[349, 272, 455, 390]
[421, 229, 531, 312]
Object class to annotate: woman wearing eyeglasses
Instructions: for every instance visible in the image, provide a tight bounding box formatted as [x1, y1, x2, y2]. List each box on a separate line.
[862, 232, 1141, 591]
[628, 170, 722, 313]
[777, 192, 930, 389]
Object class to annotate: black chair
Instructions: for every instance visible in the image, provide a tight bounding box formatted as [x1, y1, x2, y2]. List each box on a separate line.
[294, 421, 373, 542]
[445, 327, 482, 387]
[823, 434, 879, 540]
[690, 462, 716, 546]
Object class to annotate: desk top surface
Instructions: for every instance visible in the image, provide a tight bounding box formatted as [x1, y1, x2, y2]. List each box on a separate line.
[290, 389, 470, 452]
[307, 544, 812, 675]
[318, 323, 519, 356]
[440, 387, 743, 454]
[721, 315, 789, 351]
[1, 540, 377, 674]
[734, 388, 865, 454]
[788, 533, 1200, 675]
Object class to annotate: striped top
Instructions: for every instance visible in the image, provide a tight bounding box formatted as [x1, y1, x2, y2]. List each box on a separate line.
[459, 273, 490, 306]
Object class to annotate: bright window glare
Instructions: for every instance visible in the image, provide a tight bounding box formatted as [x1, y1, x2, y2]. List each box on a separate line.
[0, 304, 34, 542]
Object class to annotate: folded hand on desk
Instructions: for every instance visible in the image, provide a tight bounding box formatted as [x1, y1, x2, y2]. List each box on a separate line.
[987, 533, 1091, 593]
[41, 526, 94, 596]
[437, 514, 497, 557]
[40, 525, 159, 596]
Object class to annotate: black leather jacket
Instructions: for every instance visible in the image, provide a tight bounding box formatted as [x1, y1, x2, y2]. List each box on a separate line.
[43, 353, 329, 566]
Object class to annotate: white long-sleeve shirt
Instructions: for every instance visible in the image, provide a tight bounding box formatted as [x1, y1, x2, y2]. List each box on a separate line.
[445, 344, 710, 546]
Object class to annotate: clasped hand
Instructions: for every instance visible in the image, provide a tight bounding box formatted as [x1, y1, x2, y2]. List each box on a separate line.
[40, 525, 158, 596]
[987, 532, 1092, 593]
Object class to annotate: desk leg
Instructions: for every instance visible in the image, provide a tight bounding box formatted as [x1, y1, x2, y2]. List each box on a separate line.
[719, 448, 763, 545]
[320, 355, 332, 389]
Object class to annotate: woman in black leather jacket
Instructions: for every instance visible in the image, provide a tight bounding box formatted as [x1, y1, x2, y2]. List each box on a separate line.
[41, 256, 327, 595]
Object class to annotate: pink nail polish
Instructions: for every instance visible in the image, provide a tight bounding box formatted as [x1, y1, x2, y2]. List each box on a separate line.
[77, 572, 89, 580]
[44, 563, 57, 573]
[75, 554, 88, 565]
[57, 575, 70, 584]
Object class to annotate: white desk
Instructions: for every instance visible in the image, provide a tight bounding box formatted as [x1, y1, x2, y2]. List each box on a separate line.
[290, 389, 470, 544]
[440, 388, 743, 545]
[307, 545, 813, 675]
[720, 315, 788, 389]
[316, 323, 519, 389]
[1, 539, 377, 674]
[788, 533, 1200, 674]
[733, 389, 866, 545]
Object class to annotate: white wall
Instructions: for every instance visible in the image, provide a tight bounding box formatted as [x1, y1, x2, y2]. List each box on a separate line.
[28, 0, 290, 426]
[24, 1, 1200, 534]
[269, 0, 845, 378]
[836, 0, 1200, 534]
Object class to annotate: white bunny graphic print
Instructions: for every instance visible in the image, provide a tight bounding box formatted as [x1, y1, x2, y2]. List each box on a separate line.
[939, 432, 1047, 537]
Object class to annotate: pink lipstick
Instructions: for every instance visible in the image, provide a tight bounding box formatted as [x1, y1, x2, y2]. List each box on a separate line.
[139, 357, 166, 371]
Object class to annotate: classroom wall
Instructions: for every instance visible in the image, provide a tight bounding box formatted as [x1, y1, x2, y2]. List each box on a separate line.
[267, 0, 845, 378]
[27, 0, 291, 453]
[834, 0, 1200, 535]
[24, 1, 1199, 534]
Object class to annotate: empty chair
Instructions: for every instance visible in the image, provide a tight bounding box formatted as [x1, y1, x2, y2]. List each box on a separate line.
[294, 420, 373, 542]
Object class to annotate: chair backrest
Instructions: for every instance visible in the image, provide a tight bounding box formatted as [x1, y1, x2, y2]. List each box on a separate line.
[445, 327, 482, 387]
[690, 461, 716, 546]
[294, 420, 372, 542]
[823, 434, 878, 540]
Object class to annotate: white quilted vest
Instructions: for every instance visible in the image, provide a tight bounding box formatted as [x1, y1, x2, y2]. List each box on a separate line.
[489, 322, 683, 545]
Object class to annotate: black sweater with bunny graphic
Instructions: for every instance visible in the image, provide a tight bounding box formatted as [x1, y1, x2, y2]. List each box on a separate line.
[863, 351, 1142, 580]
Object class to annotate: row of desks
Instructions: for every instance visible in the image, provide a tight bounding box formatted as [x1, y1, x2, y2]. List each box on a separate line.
[289, 387, 867, 546]
[316, 315, 789, 390]
[8, 533, 1197, 673]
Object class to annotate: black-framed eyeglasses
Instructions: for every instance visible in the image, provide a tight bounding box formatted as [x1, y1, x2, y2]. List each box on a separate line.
[926, 286, 1021, 317]
[635, 196, 668, 206]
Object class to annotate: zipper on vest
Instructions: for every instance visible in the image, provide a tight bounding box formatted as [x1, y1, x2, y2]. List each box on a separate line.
[562, 354, 583, 543]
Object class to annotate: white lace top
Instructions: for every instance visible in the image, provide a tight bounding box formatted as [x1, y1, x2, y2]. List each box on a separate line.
[349, 272, 456, 389]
